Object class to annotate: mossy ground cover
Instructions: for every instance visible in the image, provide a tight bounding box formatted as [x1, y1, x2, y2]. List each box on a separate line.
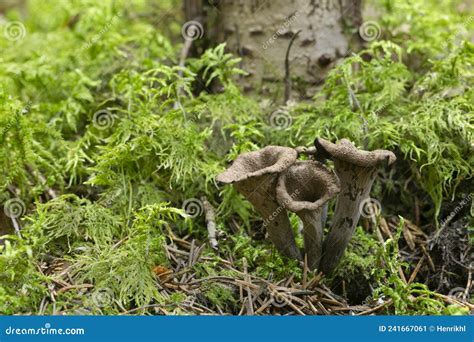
[0, 0, 472, 315]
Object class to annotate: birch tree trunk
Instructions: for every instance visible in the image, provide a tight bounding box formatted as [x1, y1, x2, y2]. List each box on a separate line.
[213, 0, 362, 99]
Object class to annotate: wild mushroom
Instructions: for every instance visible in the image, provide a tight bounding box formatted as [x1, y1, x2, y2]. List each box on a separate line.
[276, 160, 340, 270]
[216, 146, 301, 260]
[314, 138, 396, 274]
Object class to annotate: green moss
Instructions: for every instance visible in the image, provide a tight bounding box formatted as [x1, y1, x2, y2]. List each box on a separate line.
[371, 219, 467, 315]
[0, 0, 471, 315]
[331, 227, 381, 282]
[204, 284, 237, 311]
[231, 235, 302, 280]
[0, 237, 48, 314]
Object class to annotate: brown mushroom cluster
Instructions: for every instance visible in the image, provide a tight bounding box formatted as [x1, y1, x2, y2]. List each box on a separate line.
[216, 138, 396, 274]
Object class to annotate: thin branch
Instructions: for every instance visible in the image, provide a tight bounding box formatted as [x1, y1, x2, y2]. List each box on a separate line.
[243, 257, 254, 315]
[201, 196, 219, 249]
[284, 30, 302, 104]
[407, 255, 425, 284]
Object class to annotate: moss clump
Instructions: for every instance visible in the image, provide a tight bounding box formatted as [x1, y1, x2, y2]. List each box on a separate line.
[204, 284, 238, 313]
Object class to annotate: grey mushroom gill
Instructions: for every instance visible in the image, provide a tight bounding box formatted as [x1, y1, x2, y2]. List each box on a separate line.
[314, 138, 396, 274]
[276, 161, 340, 270]
[216, 146, 302, 260]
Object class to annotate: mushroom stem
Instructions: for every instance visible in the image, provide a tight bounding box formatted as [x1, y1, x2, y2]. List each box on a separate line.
[315, 138, 396, 274]
[320, 162, 376, 274]
[234, 175, 302, 260]
[299, 209, 324, 269]
[276, 160, 340, 270]
[321, 203, 328, 229]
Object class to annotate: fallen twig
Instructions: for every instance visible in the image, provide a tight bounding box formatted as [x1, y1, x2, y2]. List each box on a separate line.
[284, 30, 301, 104]
[201, 196, 219, 249]
[57, 283, 94, 294]
[243, 258, 254, 315]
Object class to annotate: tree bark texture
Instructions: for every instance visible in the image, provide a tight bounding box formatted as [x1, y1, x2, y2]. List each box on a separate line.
[214, 0, 362, 99]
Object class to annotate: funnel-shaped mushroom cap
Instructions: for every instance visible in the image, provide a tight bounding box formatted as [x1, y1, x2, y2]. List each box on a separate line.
[215, 145, 301, 261]
[314, 138, 396, 167]
[276, 161, 340, 212]
[216, 146, 298, 184]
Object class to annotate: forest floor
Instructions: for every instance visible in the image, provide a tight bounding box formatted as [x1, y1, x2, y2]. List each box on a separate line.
[0, 0, 473, 315]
